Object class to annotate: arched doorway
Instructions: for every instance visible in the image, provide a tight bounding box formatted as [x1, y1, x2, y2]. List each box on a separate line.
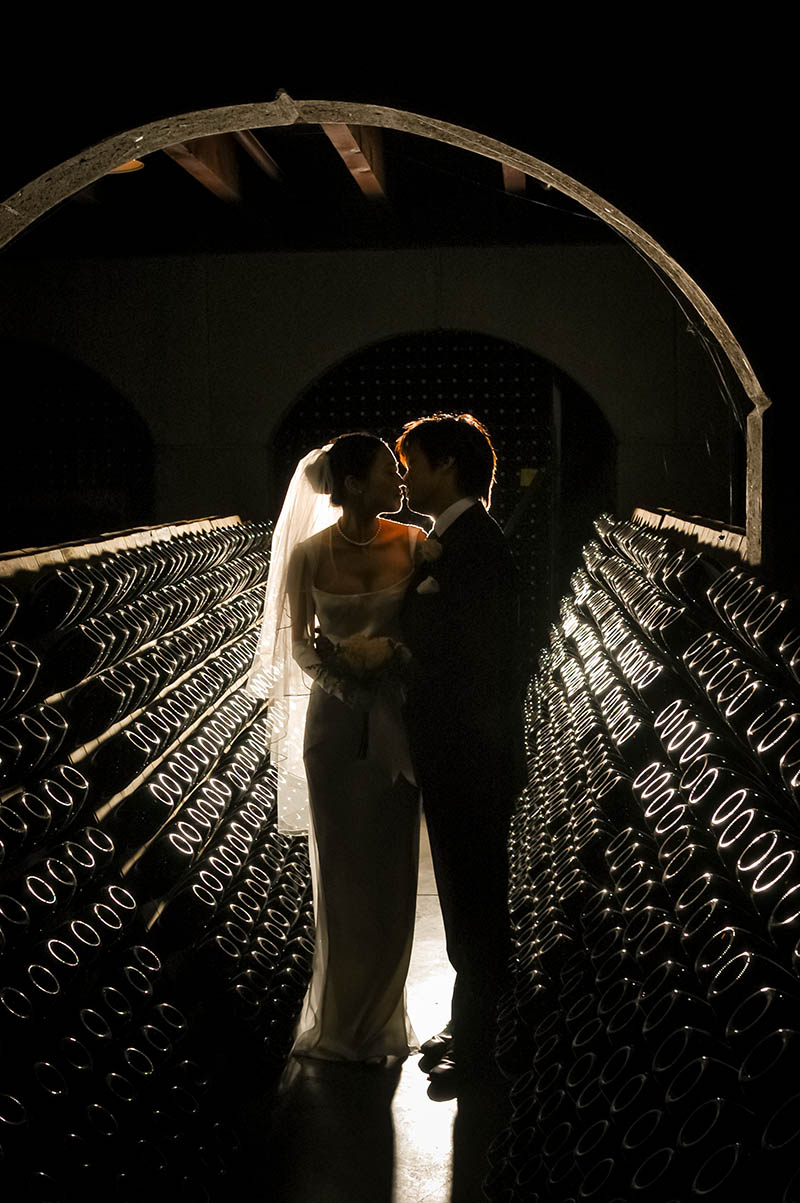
[0, 93, 769, 563]
[271, 329, 615, 658]
[1, 339, 155, 551]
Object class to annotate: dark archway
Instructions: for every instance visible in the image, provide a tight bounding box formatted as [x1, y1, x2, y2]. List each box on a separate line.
[1, 340, 155, 551]
[0, 94, 769, 564]
[270, 329, 615, 662]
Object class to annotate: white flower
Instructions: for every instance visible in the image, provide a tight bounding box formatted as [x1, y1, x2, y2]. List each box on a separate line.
[416, 576, 441, 595]
[336, 634, 395, 674]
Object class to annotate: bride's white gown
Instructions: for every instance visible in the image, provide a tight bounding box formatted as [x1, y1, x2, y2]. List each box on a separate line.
[291, 558, 420, 1061]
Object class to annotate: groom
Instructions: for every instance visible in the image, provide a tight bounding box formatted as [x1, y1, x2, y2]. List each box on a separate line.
[396, 413, 526, 1094]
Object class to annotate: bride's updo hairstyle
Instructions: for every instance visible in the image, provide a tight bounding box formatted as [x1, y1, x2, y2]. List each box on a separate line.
[396, 412, 497, 506]
[308, 432, 388, 507]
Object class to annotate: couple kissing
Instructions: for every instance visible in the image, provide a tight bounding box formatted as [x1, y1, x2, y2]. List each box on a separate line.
[246, 412, 526, 1095]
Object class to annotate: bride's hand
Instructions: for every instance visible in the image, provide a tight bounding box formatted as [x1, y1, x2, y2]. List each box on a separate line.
[315, 666, 373, 710]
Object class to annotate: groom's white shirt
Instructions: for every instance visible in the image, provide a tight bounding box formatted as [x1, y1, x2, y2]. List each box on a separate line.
[433, 497, 477, 538]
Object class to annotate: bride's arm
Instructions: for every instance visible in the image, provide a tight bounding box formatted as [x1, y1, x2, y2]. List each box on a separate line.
[287, 540, 370, 707]
[287, 542, 323, 676]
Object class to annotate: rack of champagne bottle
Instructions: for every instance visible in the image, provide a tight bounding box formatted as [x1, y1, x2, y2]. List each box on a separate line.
[488, 515, 800, 1203]
[0, 519, 314, 1201]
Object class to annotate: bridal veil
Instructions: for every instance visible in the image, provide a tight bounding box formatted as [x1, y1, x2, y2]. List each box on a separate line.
[245, 445, 336, 834]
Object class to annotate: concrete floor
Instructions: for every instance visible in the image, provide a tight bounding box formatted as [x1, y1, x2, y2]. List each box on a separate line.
[237, 819, 509, 1202]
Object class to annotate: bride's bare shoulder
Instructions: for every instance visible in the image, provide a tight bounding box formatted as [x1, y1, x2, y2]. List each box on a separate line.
[296, 526, 335, 551]
[382, 519, 425, 541]
[291, 527, 333, 565]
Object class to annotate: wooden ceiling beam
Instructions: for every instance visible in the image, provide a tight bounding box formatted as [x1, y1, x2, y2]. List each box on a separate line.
[232, 129, 282, 181]
[162, 134, 241, 202]
[321, 123, 386, 198]
[502, 163, 527, 194]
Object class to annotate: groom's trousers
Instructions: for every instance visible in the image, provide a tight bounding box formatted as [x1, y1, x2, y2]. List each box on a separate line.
[400, 500, 526, 1063]
[419, 752, 514, 1065]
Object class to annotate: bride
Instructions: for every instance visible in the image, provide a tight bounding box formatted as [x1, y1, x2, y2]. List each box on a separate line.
[247, 433, 424, 1062]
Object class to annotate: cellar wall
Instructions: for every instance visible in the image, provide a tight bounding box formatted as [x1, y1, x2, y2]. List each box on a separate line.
[0, 516, 312, 1196]
[4, 508, 800, 1197]
[492, 514, 800, 1199]
[0, 243, 730, 530]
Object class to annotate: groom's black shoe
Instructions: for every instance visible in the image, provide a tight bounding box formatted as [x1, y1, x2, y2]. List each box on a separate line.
[426, 1051, 462, 1100]
[420, 1021, 453, 1057]
[418, 1021, 454, 1071]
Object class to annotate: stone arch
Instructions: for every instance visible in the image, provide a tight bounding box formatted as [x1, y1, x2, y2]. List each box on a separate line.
[0, 92, 768, 561]
[270, 327, 616, 645]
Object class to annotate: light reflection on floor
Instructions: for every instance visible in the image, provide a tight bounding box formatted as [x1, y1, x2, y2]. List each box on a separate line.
[238, 819, 508, 1202]
[390, 855, 457, 1203]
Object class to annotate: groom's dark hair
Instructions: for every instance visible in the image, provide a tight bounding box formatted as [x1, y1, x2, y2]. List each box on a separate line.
[396, 413, 497, 505]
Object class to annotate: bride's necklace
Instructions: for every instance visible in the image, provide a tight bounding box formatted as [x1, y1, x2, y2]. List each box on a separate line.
[337, 517, 381, 546]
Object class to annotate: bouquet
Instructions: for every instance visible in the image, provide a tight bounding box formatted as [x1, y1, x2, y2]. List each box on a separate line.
[313, 633, 412, 757]
[315, 632, 411, 688]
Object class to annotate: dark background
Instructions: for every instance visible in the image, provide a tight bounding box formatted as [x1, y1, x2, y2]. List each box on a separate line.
[1, 49, 788, 399]
[1, 42, 793, 589]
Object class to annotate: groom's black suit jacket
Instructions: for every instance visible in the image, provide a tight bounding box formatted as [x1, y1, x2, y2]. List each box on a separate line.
[401, 502, 527, 805]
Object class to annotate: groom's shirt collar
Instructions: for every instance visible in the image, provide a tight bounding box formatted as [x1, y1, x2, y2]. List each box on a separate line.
[433, 497, 478, 538]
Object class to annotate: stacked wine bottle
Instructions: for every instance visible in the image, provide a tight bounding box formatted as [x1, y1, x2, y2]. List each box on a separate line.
[488, 515, 800, 1203]
[0, 520, 314, 1201]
